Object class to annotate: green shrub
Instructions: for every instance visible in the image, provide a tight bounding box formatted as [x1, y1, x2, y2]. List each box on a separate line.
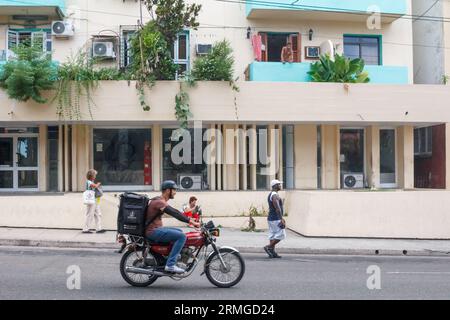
[192, 40, 235, 81]
[308, 53, 370, 83]
[0, 45, 56, 103]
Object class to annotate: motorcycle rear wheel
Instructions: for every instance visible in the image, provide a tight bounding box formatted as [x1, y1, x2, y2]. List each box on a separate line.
[120, 249, 159, 287]
[205, 248, 245, 288]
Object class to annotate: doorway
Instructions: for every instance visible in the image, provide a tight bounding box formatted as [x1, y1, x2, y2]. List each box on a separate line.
[259, 32, 301, 62]
[0, 134, 39, 191]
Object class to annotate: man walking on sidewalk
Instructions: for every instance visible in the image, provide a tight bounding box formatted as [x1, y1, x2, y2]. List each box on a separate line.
[264, 179, 286, 259]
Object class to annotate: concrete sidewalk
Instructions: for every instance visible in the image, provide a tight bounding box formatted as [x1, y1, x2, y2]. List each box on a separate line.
[1, 227, 450, 256]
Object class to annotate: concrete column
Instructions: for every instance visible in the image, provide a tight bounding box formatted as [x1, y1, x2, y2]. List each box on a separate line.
[249, 124, 257, 191]
[366, 126, 380, 189]
[64, 125, 70, 192]
[223, 124, 238, 190]
[152, 125, 161, 191]
[74, 124, 90, 192]
[216, 125, 222, 191]
[398, 125, 415, 189]
[71, 125, 78, 192]
[278, 124, 283, 182]
[38, 125, 48, 192]
[208, 124, 216, 191]
[239, 125, 248, 190]
[58, 125, 64, 192]
[267, 124, 277, 184]
[321, 125, 340, 189]
[294, 124, 318, 189]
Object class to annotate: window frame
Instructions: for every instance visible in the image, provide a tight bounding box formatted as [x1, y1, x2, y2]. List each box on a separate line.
[120, 26, 138, 69]
[7, 28, 52, 60]
[172, 31, 190, 79]
[343, 34, 382, 66]
[91, 126, 153, 191]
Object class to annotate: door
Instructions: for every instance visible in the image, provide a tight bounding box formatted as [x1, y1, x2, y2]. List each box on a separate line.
[289, 34, 301, 62]
[0, 135, 39, 191]
[6, 30, 18, 60]
[380, 129, 397, 188]
[0, 137, 14, 189]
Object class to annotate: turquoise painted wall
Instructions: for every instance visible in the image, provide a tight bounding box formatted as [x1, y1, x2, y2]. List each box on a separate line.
[0, 0, 66, 12]
[246, 0, 407, 16]
[249, 62, 409, 84]
[0, 0, 65, 7]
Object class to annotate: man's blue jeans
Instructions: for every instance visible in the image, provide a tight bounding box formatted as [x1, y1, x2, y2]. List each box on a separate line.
[147, 227, 187, 267]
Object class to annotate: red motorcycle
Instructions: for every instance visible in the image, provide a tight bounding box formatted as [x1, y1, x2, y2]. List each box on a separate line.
[118, 221, 245, 288]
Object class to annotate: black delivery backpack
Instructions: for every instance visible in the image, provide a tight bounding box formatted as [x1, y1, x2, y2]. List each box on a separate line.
[117, 192, 149, 236]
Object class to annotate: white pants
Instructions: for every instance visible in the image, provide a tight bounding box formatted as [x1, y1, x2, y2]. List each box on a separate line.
[83, 202, 102, 232]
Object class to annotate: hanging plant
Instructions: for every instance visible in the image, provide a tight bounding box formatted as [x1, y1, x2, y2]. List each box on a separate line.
[53, 52, 99, 120]
[0, 44, 56, 103]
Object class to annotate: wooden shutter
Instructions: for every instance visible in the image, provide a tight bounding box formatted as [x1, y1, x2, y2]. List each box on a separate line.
[259, 32, 268, 62]
[289, 33, 301, 62]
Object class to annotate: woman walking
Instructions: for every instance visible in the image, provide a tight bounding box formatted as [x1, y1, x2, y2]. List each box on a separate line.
[82, 169, 105, 234]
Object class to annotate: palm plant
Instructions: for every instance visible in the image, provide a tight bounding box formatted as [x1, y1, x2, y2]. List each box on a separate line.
[308, 54, 370, 83]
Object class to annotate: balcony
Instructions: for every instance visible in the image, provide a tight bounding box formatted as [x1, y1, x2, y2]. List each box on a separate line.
[0, 0, 65, 19]
[246, 0, 407, 23]
[248, 62, 410, 84]
[1, 81, 449, 125]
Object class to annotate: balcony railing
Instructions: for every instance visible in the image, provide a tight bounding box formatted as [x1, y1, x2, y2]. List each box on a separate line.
[248, 62, 410, 84]
[246, 0, 407, 22]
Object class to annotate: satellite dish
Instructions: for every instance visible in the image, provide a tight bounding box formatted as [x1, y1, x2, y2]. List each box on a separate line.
[320, 40, 335, 60]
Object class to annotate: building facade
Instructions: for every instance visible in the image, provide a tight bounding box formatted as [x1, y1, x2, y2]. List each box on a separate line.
[1, 0, 450, 238]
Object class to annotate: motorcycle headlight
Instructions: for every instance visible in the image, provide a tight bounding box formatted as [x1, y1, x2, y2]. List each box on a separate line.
[210, 229, 220, 237]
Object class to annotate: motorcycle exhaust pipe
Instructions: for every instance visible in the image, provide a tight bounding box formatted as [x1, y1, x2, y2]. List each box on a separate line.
[125, 266, 166, 277]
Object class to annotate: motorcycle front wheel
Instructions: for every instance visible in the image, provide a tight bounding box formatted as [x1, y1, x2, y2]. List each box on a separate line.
[205, 248, 245, 288]
[120, 249, 159, 287]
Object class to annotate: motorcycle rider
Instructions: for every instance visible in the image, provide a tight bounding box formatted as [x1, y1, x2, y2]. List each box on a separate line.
[145, 180, 201, 274]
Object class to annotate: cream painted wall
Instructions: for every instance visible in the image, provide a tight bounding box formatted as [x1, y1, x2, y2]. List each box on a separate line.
[0, 191, 275, 230]
[366, 126, 380, 188]
[286, 190, 450, 239]
[321, 125, 340, 189]
[0, 0, 413, 82]
[3, 81, 450, 124]
[294, 124, 317, 189]
[445, 1, 450, 77]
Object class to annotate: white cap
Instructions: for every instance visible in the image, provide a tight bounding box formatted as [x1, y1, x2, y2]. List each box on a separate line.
[270, 179, 283, 188]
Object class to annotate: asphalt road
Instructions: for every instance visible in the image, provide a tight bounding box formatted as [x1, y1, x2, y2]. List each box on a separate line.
[1, 246, 450, 300]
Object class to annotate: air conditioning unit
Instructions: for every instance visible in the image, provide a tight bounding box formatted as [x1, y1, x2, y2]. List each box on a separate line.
[93, 41, 116, 58]
[196, 44, 212, 56]
[51, 21, 74, 37]
[343, 173, 364, 189]
[178, 174, 203, 190]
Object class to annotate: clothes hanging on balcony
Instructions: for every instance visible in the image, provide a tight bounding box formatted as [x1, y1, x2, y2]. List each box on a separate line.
[252, 34, 262, 61]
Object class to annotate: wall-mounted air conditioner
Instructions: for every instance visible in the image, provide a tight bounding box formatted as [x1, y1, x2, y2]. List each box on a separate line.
[93, 41, 116, 58]
[196, 44, 212, 56]
[52, 21, 75, 37]
[178, 174, 203, 190]
[343, 173, 364, 189]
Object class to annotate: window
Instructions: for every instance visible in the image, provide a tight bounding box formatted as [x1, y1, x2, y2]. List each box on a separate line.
[93, 129, 152, 189]
[259, 32, 300, 62]
[120, 27, 138, 68]
[344, 35, 381, 65]
[414, 127, 432, 157]
[47, 126, 59, 192]
[171, 32, 190, 79]
[282, 125, 295, 190]
[340, 129, 365, 186]
[162, 128, 208, 190]
[7, 29, 52, 59]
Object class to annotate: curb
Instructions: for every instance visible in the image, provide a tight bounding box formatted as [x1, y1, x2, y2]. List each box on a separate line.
[1, 239, 450, 257]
